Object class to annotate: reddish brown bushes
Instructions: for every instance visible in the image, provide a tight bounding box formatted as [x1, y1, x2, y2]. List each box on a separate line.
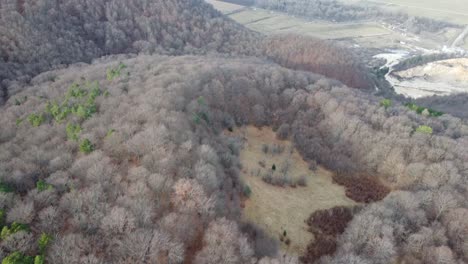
[305, 206, 353, 236]
[333, 173, 390, 203]
[300, 206, 354, 263]
[262, 35, 373, 89]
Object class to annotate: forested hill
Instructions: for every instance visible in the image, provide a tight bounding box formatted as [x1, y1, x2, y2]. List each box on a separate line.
[1, 54, 468, 264]
[2, 1, 467, 263]
[0, 0, 377, 105]
[0, 0, 259, 103]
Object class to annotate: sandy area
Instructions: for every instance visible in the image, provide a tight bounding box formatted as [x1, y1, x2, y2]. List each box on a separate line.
[392, 58, 468, 98]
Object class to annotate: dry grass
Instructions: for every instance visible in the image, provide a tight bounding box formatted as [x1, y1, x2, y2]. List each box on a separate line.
[205, 0, 245, 14]
[228, 126, 356, 255]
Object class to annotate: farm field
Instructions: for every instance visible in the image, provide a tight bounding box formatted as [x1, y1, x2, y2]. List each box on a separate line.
[357, 0, 468, 25]
[228, 126, 356, 254]
[204, 0, 245, 14]
[206, 0, 457, 50]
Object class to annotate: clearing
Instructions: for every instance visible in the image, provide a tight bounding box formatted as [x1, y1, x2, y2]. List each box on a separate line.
[228, 126, 356, 255]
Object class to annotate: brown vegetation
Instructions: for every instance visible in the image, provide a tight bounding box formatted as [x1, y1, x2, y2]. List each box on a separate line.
[301, 206, 354, 263]
[333, 173, 390, 203]
[1, 2, 468, 260]
[262, 35, 373, 89]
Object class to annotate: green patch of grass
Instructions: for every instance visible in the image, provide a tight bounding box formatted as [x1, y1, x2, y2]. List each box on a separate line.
[79, 139, 94, 154]
[416, 125, 433, 134]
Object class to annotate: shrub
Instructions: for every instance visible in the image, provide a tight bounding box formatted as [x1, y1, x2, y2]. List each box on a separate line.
[262, 171, 273, 184]
[301, 206, 354, 263]
[79, 139, 94, 154]
[1, 222, 29, 240]
[72, 103, 96, 119]
[16, 118, 23, 126]
[276, 124, 290, 140]
[2, 252, 34, 264]
[306, 207, 353, 236]
[45, 101, 70, 123]
[261, 144, 269, 154]
[105, 129, 115, 138]
[36, 180, 53, 192]
[243, 185, 252, 198]
[66, 83, 87, 99]
[405, 103, 443, 117]
[300, 235, 337, 263]
[27, 113, 44, 127]
[416, 125, 433, 135]
[87, 82, 101, 103]
[0, 209, 5, 227]
[14, 96, 27, 106]
[38, 233, 52, 254]
[0, 182, 14, 193]
[333, 173, 390, 203]
[66, 123, 81, 141]
[380, 99, 392, 108]
[297, 175, 307, 186]
[33, 255, 44, 264]
[107, 63, 127, 81]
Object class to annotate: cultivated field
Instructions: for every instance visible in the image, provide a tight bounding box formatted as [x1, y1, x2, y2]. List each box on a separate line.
[229, 126, 356, 254]
[205, 0, 460, 50]
[204, 0, 245, 14]
[357, 0, 468, 25]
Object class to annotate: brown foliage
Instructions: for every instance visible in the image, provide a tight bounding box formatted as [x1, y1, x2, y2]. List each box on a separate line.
[262, 35, 373, 89]
[301, 206, 354, 263]
[333, 173, 390, 203]
[305, 206, 353, 236]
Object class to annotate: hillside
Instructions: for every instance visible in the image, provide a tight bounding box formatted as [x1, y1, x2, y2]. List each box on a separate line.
[0, 0, 259, 103]
[0, 54, 467, 263]
[0, 0, 378, 106]
[1, 1, 468, 263]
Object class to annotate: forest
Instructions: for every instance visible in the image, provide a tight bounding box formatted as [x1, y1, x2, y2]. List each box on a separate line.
[0, 0, 467, 263]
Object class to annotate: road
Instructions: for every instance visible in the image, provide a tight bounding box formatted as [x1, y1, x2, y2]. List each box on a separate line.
[451, 25, 468, 48]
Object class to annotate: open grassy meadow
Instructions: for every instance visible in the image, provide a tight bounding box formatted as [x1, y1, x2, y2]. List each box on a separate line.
[228, 126, 356, 254]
